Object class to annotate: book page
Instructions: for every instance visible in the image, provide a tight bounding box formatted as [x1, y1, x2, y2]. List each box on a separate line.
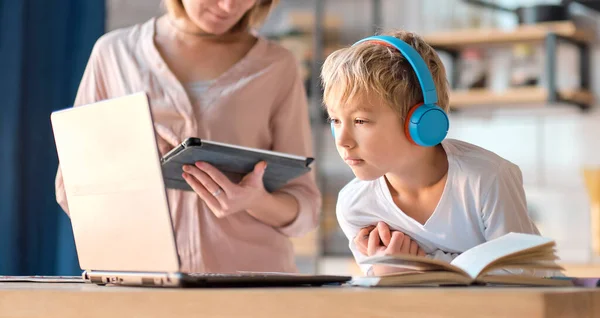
[479, 274, 573, 287]
[450, 232, 554, 279]
[351, 271, 473, 287]
[359, 254, 470, 277]
[485, 261, 564, 272]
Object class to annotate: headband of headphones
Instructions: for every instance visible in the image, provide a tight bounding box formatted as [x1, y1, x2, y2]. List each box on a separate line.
[352, 35, 438, 106]
[349, 35, 449, 147]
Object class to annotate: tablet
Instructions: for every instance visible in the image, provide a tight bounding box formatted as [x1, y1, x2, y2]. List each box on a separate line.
[160, 138, 314, 192]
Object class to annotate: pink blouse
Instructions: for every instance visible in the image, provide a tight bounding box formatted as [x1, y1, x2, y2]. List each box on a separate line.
[55, 17, 321, 273]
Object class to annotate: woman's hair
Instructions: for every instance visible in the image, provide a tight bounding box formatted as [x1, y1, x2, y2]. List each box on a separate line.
[164, 0, 279, 33]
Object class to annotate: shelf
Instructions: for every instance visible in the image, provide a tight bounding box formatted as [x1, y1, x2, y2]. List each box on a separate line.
[424, 21, 595, 50]
[449, 87, 594, 109]
[570, 0, 600, 13]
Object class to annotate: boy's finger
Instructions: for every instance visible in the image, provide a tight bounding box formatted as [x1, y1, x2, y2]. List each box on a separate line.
[417, 248, 426, 257]
[355, 240, 368, 255]
[354, 228, 372, 255]
[409, 240, 419, 255]
[386, 231, 404, 253]
[367, 228, 381, 256]
[400, 235, 412, 254]
[359, 225, 376, 239]
[377, 222, 391, 246]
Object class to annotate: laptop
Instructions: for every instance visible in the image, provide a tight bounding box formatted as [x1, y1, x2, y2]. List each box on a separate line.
[50, 92, 351, 288]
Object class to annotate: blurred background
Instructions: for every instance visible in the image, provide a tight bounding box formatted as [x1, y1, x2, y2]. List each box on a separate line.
[2, 0, 600, 277]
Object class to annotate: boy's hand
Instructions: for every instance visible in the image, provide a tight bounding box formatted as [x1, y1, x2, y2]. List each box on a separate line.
[354, 222, 426, 257]
[354, 222, 389, 255]
[384, 231, 426, 257]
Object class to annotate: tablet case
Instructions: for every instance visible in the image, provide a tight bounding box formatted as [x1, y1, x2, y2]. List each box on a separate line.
[160, 138, 314, 193]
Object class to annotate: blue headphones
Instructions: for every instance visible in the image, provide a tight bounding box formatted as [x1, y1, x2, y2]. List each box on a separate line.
[330, 35, 449, 147]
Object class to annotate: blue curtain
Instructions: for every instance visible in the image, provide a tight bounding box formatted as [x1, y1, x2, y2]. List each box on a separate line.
[0, 0, 105, 275]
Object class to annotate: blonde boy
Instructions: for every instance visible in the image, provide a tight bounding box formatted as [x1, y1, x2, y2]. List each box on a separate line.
[321, 30, 541, 276]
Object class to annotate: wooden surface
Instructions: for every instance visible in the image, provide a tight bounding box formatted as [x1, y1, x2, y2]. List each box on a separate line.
[561, 263, 600, 278]
[424, 21, 595, 49]
[0, 282, 599, 318]
[449, 87, 594, 109]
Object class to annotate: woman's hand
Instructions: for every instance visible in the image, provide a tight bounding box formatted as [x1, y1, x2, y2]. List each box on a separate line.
[182, 161, 268, 218]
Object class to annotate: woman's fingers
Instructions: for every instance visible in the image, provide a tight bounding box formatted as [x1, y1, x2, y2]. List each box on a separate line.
[194, 162, 235, 195]
[183, 164, 227, 203]
[182, 172, 221, 212]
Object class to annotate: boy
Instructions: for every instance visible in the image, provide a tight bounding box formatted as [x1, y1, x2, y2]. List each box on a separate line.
[321, 30, 541, 276]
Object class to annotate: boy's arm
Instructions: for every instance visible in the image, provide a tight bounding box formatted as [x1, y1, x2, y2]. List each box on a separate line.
[481, 162, 540, 239]
[418, 163, 551, 274]
[335, 190, 378, 275]
[336, 209, 373, 275]
[480, 162, 556, 277]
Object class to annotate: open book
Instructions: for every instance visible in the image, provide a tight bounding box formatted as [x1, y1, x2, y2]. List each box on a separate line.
[351, 232, 572, 287]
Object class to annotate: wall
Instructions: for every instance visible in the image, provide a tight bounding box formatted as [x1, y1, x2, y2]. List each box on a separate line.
[107, 0, 163, 31]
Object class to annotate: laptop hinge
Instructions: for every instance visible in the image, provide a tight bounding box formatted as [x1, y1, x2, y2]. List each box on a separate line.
[85, 270, 182, 287]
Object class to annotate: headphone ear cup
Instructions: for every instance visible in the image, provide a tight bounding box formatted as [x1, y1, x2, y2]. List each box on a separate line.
[330, 122, 335, 139]
[406, 103, 449, 147]
[404, 103, 423, 145]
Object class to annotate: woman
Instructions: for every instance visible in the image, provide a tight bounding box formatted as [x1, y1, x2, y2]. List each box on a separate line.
[55, 0, 321, 273]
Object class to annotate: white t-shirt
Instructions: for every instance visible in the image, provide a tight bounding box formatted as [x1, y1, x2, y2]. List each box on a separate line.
[336, 138, 543, 275]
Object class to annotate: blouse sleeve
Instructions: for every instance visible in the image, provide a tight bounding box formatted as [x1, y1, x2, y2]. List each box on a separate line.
[269, 55, 321, 237]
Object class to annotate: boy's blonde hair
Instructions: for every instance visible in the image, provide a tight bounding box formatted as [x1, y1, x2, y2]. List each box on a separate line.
[321, 30, 449, 120]
[164, 0, 279, 33]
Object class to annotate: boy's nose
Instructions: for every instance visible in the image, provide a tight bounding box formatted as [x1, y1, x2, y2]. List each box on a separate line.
[335, 127, 355, 149]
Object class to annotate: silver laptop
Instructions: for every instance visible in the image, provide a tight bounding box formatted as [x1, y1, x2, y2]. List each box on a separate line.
[50, 92, 350, 287]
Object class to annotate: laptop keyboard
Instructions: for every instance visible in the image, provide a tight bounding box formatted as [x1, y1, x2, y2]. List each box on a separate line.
[182, 272, 351, 287]
[188, 273, 245, 277]
[187, 272, 295, 278]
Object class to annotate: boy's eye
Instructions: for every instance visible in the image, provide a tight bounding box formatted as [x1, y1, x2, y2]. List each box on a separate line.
[355, 119, 368, 125]
[328, 117, 340, 125]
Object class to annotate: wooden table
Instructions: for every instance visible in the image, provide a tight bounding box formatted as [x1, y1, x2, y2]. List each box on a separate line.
[0, 283, 599, 318]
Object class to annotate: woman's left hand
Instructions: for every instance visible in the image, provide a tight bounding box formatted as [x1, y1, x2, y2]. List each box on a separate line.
[182, 161, 268, 218]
